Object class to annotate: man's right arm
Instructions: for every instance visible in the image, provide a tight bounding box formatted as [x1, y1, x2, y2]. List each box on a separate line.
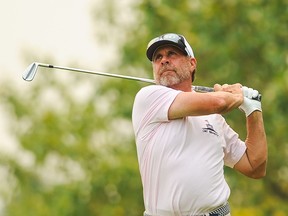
[168, 83, 243, 120]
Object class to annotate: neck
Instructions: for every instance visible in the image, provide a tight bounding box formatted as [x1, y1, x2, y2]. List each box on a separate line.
[168, 80, 193, 92]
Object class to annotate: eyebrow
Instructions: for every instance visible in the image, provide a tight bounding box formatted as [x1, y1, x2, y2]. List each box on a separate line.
[152, 47, 186, 60]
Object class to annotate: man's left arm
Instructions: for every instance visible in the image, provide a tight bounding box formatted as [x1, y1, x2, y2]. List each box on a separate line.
[234, 111, 267, 178]
[233, 86, 267, 179]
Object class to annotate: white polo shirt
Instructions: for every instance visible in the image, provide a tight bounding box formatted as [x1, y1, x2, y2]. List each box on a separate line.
[132, 85, 246, 215]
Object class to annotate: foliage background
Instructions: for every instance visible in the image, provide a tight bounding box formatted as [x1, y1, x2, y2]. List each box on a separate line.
[0, 0, 287, 215]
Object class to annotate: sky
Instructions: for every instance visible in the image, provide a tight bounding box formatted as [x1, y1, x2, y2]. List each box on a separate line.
[0, 0, 117, 83]
[0, 0, 113, 148]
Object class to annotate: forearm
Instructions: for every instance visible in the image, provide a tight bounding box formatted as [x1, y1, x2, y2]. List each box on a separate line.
[208, 91, 243, 114]
[168, 91, 243, 119]
[245, 111, 267, 174]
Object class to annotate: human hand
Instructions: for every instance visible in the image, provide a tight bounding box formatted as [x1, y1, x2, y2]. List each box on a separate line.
[214, 83, 243, 95]
[239, 86, 262, 117]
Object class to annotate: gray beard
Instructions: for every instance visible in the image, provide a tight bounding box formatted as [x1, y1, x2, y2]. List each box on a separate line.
[158, 75, 181, 87]
[155, 63, 192, 87]
[158, 71, 191, 87]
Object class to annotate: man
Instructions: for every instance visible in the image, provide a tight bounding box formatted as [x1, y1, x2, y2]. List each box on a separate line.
[132, 33, 267, 216]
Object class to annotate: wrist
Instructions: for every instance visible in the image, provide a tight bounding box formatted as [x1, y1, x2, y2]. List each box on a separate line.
[239, 97, 262, 117]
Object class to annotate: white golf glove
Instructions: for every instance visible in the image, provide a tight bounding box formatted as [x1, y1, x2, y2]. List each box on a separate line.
[239, 86, 262, 117]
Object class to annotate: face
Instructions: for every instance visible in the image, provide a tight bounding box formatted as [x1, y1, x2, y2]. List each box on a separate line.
[152, 45, 196, 87]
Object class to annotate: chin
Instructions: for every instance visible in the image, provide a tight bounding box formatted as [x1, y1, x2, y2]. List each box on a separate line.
[159, 77, 180, 87]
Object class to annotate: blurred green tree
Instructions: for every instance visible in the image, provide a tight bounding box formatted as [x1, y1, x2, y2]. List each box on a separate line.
[0, 71, 144, 215]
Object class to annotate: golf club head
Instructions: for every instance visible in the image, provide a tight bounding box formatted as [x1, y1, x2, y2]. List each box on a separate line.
[22, 62, 39, 81]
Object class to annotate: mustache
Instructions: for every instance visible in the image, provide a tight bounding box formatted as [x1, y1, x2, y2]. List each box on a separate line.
[159, 65, 177, 74]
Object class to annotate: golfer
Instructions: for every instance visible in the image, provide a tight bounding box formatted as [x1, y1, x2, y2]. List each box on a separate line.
[132, 33, 267, 216]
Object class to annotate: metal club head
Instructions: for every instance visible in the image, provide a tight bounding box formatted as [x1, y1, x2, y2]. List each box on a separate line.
[22, 62, 39, 81]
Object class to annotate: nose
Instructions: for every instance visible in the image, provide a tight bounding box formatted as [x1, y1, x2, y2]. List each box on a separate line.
[160, 55, 170, 65]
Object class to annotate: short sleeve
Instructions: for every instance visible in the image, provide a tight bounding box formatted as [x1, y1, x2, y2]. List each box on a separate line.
[219, 116, 247, 168]
[132, 85, 181, 136]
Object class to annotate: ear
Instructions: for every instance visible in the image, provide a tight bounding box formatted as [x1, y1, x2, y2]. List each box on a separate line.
[189, 58, 197, 82]
[190, 58, 197, 69]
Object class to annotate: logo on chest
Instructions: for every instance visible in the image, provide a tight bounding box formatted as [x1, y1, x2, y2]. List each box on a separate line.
[202, 120, 219, 136]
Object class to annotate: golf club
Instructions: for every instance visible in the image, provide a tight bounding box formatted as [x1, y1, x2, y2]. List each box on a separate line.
[22, 62, 261, 101]
[22, 62, 214, 92]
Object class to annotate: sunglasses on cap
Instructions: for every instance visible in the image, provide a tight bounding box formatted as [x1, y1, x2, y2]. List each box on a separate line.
[146, 33, 194, 61]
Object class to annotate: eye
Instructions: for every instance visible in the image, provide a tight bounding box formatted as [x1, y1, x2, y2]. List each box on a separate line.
[153, 54, 162, 62]
[167, 50, 177, 57]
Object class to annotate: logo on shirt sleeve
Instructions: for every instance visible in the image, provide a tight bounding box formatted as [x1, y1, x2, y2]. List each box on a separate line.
[202, 120, 219, 136]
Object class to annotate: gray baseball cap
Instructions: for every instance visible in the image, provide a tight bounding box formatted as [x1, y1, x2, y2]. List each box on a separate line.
[146, 33, 195, 61]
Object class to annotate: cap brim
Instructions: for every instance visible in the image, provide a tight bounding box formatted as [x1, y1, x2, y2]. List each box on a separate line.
[146, 40, 186, 61]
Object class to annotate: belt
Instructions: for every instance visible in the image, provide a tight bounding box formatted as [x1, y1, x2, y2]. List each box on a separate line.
[206, 202, 230, 216]
[144, 202, 230, 216]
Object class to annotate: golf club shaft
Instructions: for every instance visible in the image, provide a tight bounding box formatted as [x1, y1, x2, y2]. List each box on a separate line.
[22, 62, 262, 101]
[22, 62, 214, 93]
